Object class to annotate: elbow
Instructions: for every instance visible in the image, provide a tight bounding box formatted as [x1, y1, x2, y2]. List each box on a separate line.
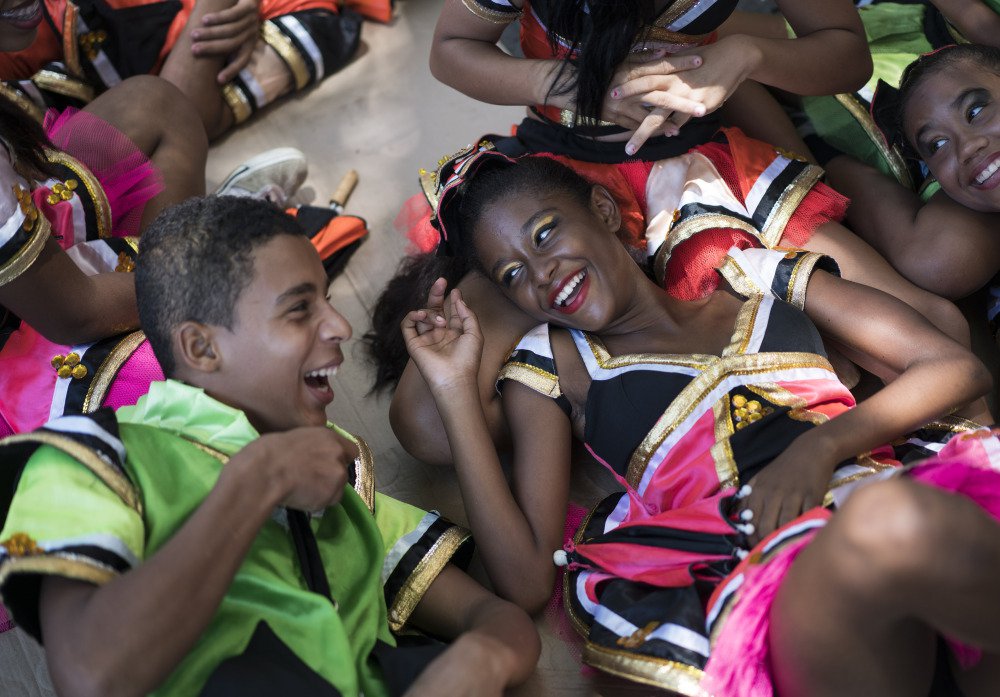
[500, 573, 555, 617]
[967, 358, 994, 404]
[49, 661, 133, 697]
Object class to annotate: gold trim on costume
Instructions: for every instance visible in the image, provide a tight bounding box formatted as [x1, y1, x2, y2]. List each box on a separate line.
[0, 554, 116, 592]
[497, 361, 562, 398]
[0, 83, 44, 122]
[222, 83, 253, 125]
[653, 0, 699, 28]
[581, 643, 709, 697]
[710, 398, 738, 487]
[922, 416, 983, 433]
[62, 2, 83, 77]
[342, 432, 375, 513]
[583, 333, 713, 371]
[261, 21, 310, 91]
[725, 295, 761, 357]
[46, 150, 111, 238]
[716, 255, 761, 300]
[121, 236, 139, 254]
[745, 382, 831, 426]
[786, 253, 822, 309]
[387, 525, 471, 632]
[559, 109, 616, 129]
[833, 93, 914, 190]
[760, 165, 823, 248]
[654, 213, 762, 286]
[0, 432, 141, 514]
[33, 70, 95, 103]
[562, 504, 600, 639]
[460, 0, 522, 24]
[0, 212, 50, 287]
[82, 331, 147, 413]
[643, 27, 709, 44]
[625, 353, 836, 489]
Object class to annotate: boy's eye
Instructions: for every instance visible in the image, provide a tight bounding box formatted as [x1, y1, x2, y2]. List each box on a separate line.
[288, 301, 309, 315]
[968, 103, 985, 122]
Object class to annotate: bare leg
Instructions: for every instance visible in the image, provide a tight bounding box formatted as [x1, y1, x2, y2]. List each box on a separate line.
[82, 76, 208, 229]
[770, 478, 1000, 696]
[390, 271, 536, 465]
[159, 0, 237, 140]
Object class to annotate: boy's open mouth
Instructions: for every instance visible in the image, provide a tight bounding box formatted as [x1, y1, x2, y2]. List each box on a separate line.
[304, 365, 337, 400]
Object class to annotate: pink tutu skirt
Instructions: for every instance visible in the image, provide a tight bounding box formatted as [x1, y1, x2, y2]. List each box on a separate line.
[702, 431, 1000, 697]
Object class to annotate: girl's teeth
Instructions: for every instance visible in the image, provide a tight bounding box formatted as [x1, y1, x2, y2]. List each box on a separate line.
[977, 158, 1000, 185]
[555, 271, 585, 306]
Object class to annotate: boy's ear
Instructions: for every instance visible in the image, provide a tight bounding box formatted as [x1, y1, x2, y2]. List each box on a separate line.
[591, 185, 621, 233]
[174, 321, 220, 374]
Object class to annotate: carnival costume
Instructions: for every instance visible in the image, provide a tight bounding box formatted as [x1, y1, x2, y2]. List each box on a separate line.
[799, 0, 1000, 200]
[0, 380, 472, 696]
[0, 0, 381, 126]
[429, 146, 1000, 696]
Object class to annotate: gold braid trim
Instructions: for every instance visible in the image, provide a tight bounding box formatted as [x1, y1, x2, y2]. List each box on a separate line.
[0, 554, 117, 590]
[0, 433, 141, 515]
[760, 164, 823, 248]
[33, 70, 95, 103]
[222, 83, 253, 125]
[82, 331, 147, 413]
[387, 525, 471, 632]
[46, 150, 111, 238]
[834, 93, 914, 190]
[582, 643, 709, 697]
[261, 21, 310, 91]
[0, 212, 50, 287]
[0, 83, 44, 122]
[460, 0, 522, 24]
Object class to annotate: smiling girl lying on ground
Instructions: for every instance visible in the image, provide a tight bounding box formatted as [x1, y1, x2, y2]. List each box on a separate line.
[400, 150, 1000, 696]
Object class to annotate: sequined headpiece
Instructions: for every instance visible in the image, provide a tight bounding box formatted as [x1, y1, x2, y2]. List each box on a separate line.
[420, 139, 516, 257]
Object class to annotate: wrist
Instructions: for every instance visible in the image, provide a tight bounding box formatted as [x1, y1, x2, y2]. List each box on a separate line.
[222, 443, 286, 514]
[732, 34, 764, 82]
[536, 59, 573, 108]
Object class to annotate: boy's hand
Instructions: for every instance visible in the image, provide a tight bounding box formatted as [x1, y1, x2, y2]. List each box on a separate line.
[190, 0, 260, 84]
[402, 288, 484, 395]
[226, 427, 356, 512]
[402, 633, 512, 697]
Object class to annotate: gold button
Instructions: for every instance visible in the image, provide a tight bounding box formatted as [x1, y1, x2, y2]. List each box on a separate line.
[46, 194, 60, 205]
[65, 179, 78, 190]
[50, 354, 64, 369]
[71, 364, 88, 379]
[732, 395, 747, 408]
[60, 188, 73, 201]
[733, 407, 748, 420]
[747, 412, 763, 423]
[64, 352, 80, 367]
[57, 365, 72, 379]
[735, 421, 747, 430]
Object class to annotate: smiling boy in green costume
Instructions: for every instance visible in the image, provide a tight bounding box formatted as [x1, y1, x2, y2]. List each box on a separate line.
[0, 196, 540, 697]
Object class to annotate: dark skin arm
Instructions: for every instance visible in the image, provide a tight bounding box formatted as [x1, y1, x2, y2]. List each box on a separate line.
[930, 0, 1000, 47]
[38, 427, 356, 697]
[744, 271, 992, 542]
[0, 237, 138, 344]
[825, 155, 1000, 299]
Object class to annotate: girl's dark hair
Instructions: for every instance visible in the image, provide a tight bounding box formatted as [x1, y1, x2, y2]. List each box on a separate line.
[0, 93, 58, 180]
[364, 157, 595, 391]
[546, 0, 655, 121]
[897, 44, 1000, 150]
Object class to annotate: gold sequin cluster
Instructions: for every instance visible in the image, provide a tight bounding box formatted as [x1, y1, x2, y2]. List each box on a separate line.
[2, 532, 41, 557]
[51, 352, 88, 380]
[80, 30, 108, 60]
[115, 251, 135, 273]
[13, 184, 38, 232]
[731, 394, 774, 430]
[46, 179, 77, 206]
[616, 621, 660, 649]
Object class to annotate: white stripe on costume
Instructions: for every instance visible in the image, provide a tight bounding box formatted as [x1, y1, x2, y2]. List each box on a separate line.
[380, 511, 439, 585]
[41, 532, 140, 568]
[705, 572, 743, 629]
[237, 69, 267, 109]
[278, 16, 325, 82]
[603, 492, 633, 534]
[744, 155, 787, 216]
[593, 603, 711, 658]
[43, 412, 126, 464]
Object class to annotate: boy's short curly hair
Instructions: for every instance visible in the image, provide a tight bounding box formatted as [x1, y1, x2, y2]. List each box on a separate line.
[136, 196, 302, 376]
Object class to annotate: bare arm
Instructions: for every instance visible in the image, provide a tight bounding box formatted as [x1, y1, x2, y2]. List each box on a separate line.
[0, 237, 138, 344]
[404, 564, 540, 695]
[930, 0, 1000, 47]
[430, 0, 565, 108]
[38, 428, 355, 697]
[402, 290, 573, 613]
[826, 155, 1000, 299]
[745, 271, 992, 539]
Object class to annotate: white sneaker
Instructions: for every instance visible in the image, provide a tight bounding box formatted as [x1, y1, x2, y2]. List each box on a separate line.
[214, 147, 308, 207]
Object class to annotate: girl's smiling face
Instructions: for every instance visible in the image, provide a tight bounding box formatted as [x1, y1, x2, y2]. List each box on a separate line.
[471, 184, 640, 332]
[904, 61, 1000, 212]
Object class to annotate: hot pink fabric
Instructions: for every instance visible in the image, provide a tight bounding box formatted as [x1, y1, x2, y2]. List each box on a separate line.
[702, 432, 1000, 697]
[39, 107, 163, 239]
[101, 340, 163, 410]
[0, 606, 11, 633]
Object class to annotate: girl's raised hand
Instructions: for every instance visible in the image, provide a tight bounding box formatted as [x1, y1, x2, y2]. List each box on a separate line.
[402, 287, 484, 395]
[600, 51, 704, 135]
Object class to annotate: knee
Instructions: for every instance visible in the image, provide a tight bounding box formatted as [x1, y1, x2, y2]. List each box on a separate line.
[115, 77, 207, 144]
[827, 479, 939, 596]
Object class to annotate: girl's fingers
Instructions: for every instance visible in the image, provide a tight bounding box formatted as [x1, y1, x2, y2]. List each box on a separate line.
[217, 41, 255, 83]
[625, 108, 670, 156]
[427, 277, 448, 309]
[612, 54, 703, 93]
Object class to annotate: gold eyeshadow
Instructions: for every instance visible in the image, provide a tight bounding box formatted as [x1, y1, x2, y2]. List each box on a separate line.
[531, 214, 556, 243]
[495, 261, 521, 285]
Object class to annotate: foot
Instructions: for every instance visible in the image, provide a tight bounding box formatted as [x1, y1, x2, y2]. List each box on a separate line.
[215, 147, 308, 207]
